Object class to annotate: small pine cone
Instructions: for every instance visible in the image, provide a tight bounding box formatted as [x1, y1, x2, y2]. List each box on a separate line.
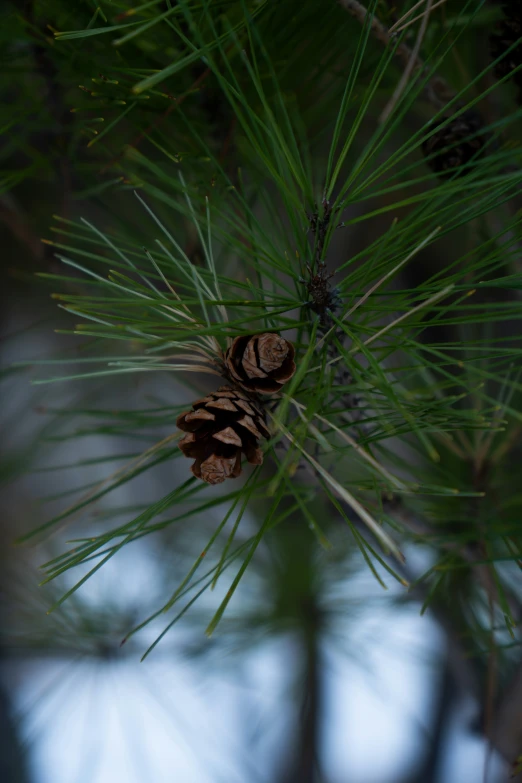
[224, 333, 296, 394]
[490, 10, 522, 90]
[498, 0, 522, 17]
[422, 110, 486, 178]
[177, 386, 270, 484]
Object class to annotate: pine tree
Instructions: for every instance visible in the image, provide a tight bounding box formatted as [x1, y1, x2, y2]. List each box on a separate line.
[2, 0, 522, 780]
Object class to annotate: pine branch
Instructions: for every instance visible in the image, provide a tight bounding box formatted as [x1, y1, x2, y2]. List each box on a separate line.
[337, 0, 455, 109]
[379, 0, 435, 123]
[279, 595, 322, 783]
[6, 0, 520, 694]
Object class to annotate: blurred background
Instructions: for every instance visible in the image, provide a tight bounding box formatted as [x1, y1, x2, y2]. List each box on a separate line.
[1, 1, 521, 782]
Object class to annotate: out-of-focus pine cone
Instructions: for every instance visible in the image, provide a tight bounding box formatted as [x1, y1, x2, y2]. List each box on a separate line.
[224, 333, 296, 394]
[500, 0, 522, 16]
[177, 386, 270, 484]
[490, 4, 522, 94]
[422, 110, 487, 178]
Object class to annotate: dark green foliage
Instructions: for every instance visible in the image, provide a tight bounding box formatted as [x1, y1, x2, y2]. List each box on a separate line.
[490, 0, 522, 100]
[2, 10, 522, 755]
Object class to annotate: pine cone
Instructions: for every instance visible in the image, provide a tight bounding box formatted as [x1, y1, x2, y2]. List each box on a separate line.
[490, 9, 522, 93]
[495, 1, 522, 24]
[177, 386, 270, 484]
[499, 0, 522, 16]
[224, 333, 296, 394]
[422, 110, 486, 178]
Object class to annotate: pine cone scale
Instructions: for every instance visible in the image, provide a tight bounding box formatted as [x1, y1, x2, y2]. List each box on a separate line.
[273, 358, 297, 383]
[244, 443, 263, 465]
[178, 432, 198, 457]
[237, 415, 263, 439]
[213, 426, 242, 446]
[243, 355, 267, 379]
[206, 397, 238, 412]
[197, 453, 240, 484]
[185, 409, 216, 424]
[257, 332, 290, 373]
[234, 398, 257, 415]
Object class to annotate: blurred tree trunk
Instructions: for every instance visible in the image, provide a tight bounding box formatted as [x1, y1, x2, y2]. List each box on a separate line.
[0, 672, 30, 783]
[402, 652, 454, 783]
[285, 598, 322, 783]
[273, 518, 325, 783]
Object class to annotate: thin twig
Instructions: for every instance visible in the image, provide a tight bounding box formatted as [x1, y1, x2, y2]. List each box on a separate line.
[324, 282, 456, 371]
[315, 226, 441, 353]
[389, 0, 449, 34]
[287, 396, 407, 491]
[380, 0, 435, 124]
[337, 0, 452, 109]
[362, 283, 454, 348]
[269, 412, 405, 562]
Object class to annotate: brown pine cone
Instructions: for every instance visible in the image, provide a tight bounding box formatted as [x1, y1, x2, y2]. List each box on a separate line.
[422, 110, 486, 178]
[177, 386, 270, 484]
[224, 333, 296, 394]
[498, 0, 522, 18]
[490, 9, 522, 93]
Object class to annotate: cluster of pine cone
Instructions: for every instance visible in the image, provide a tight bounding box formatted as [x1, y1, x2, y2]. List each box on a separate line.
[422, 109, 486, 178]
[177, 333, 296, 484]
[422, 1, 521, 177]
[490, 0, 522, 101]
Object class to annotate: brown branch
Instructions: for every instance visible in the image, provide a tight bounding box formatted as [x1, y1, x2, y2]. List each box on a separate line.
[337, 0, 454, 110]
[380, 0, 435, 123]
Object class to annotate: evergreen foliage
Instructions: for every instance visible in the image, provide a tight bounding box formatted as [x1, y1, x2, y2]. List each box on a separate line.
[3, 1, 522, 770]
